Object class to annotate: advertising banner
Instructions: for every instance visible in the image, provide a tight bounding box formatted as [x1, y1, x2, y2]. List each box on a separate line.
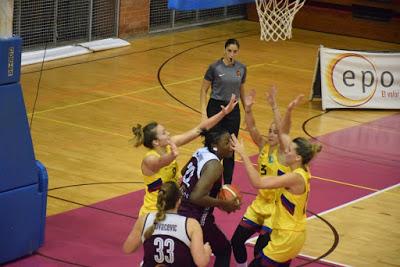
[319, 47, 400, 110]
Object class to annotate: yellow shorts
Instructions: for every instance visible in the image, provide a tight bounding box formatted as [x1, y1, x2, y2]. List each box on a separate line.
[242, 197, 274, 232]
[262, 229, 305, 263]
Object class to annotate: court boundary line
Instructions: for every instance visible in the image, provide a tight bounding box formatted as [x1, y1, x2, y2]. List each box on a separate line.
[307, 182, 399, 220]
[298, 253, 352, 267]
[311, 175, 378, 192]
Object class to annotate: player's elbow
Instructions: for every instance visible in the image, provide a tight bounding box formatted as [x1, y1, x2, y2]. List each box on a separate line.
[189, 193, 202, 204]
[122, 239, 139, 254]
[251, 180, 265, 189]
[249, 176, 264, 189]
[122, 243, 132, 254]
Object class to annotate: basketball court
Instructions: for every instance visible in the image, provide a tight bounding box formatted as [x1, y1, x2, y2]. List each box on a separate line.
[1, 0, 399, 266]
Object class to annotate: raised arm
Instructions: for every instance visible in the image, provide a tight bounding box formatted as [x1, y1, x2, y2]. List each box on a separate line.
[231, 134, 303, 190]
[188, 218, 212, 267]
[266, 86, 288, 153]
[244, 89, 265, 149]
[281, 94, 304, 134]
[122, 215, 146, 254]
[172, 94, 238, 147]
[230, 134, 263, 188]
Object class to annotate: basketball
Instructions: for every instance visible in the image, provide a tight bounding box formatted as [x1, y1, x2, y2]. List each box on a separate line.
[218, 184, 242, 204]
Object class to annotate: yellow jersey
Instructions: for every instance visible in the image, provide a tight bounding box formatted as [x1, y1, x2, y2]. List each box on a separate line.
[273, 167, 311, 231]
[256, 144, 290, 203]
[244, 144, 290, 228]
[138, 147, 178, 216]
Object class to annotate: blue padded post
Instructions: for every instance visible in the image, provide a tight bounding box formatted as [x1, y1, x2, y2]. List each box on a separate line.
[0, 83, 37, 193]
[0, 36, 48, 264]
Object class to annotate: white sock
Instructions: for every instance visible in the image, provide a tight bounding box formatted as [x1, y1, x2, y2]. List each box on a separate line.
[236, 262, 247, 267]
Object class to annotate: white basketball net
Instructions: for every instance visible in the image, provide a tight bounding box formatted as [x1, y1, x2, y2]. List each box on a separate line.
[255, 0, 306, 41]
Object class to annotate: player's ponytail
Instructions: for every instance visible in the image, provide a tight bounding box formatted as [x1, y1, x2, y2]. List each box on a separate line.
[311, 143, 322, 158]
[132, 122, 158, 148]
[293, 137, 322, 165]
[144, 181, 182, 240]
[132, 124, 144, 147]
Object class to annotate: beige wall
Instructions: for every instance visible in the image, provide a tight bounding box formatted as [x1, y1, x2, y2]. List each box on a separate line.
[119, 0, 150, 38]
[0, 0, 14, 37]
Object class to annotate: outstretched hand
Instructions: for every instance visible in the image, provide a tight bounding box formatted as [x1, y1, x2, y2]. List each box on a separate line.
[221, 94, 238, 115]
[288, 94, 304, 110]
[244, 89, 256, 111]
[266, 85, 277, 108]
[230, 134, 246, 156]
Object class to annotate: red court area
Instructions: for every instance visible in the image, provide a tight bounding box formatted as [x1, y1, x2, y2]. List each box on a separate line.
[6, 114, 400, 267]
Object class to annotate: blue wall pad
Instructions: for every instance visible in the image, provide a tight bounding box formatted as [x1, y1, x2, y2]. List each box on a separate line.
[0, 36, 21, 86]
[0, 36, 47, 264]
[0, 83, 37, 193]
[0, 172, 48, 264]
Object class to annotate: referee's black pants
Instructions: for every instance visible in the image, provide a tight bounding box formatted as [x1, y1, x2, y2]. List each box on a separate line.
[207, 98, 240, 184]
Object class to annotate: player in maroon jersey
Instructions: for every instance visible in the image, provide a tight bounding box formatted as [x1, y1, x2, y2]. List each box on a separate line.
[123, 181, 212, 267]
[179, 127, 241, 267]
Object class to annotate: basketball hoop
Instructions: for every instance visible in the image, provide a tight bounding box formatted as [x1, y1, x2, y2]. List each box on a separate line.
[255, 0, 305, 41]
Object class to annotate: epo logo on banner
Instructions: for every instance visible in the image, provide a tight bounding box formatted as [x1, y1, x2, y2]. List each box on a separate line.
[326, 53, 397, 107]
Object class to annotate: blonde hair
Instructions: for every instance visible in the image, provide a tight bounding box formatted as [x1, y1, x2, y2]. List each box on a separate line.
[143, 181, 182, 240]
[293, 137, 322, 165]
[131, 122, 158, 148]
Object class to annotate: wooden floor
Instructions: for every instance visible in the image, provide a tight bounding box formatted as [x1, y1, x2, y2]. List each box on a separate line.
[21, 20, 399, 266]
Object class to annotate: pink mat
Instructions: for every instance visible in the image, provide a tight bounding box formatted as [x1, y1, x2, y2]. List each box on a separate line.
[6, 114, 399, 267]
[310, 114, 400, 189]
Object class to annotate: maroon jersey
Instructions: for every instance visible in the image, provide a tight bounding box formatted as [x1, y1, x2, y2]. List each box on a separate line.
[141, 213, 195, 267]
[178, 147, 222, 226]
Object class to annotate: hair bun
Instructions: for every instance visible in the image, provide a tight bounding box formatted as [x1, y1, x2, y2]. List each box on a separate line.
[312, 143, 322, 155]
[131, 124, 144, 147]
[132, 124, 142, 135]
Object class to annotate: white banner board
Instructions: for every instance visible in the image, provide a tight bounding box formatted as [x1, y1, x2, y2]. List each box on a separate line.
[320, 47, 400, 110]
